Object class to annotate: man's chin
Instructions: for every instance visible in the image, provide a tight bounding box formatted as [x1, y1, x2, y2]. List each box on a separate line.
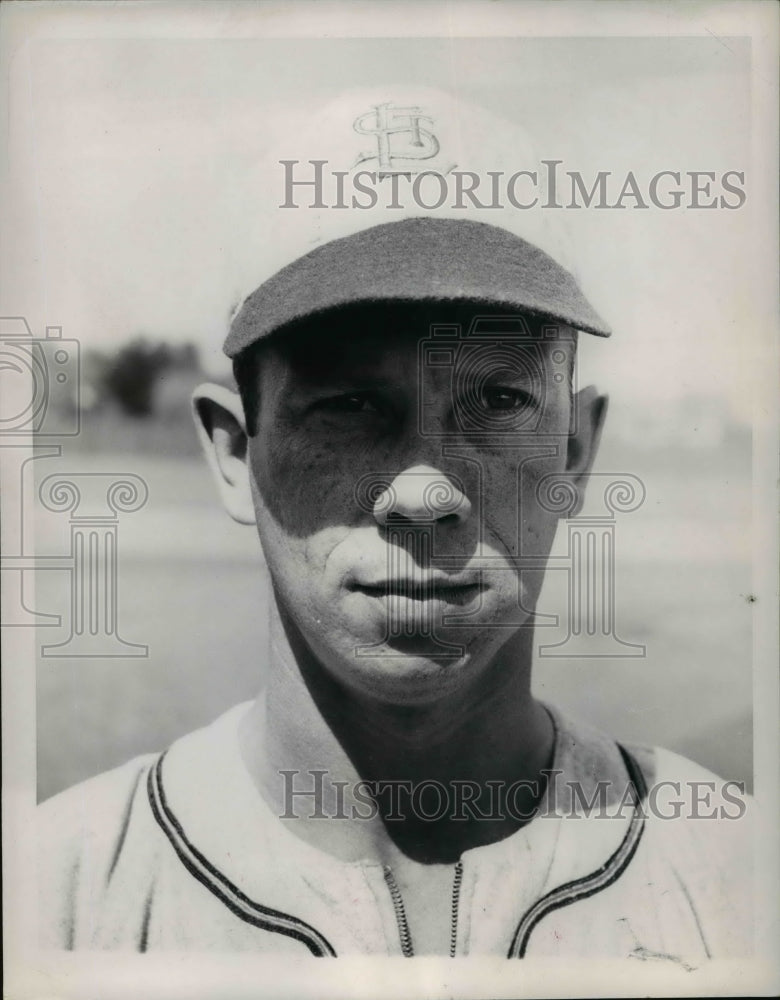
[331, 636, 480, 705]
[297, 593, 518, 702]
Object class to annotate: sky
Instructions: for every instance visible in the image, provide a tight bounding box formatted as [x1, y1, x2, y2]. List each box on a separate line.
[0, 18, 768, 425]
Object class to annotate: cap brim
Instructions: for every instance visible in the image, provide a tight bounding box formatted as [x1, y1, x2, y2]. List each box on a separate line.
[224, 217, 611, 358]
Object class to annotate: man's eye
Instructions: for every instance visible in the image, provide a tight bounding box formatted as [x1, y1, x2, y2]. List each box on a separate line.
[480, 387, 532, 411]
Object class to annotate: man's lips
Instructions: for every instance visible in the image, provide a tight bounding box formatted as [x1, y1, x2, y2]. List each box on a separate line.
[348, 578, 483, 606]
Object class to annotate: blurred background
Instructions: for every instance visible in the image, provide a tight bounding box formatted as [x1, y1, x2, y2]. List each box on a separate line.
[0, 27, 756, 801]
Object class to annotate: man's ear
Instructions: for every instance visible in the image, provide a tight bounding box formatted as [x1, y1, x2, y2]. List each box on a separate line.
[566, 386, 608, 515]
[192, 383, 256, 525]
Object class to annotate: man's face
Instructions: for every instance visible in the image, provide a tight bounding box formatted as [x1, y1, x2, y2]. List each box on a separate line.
[243, 303, 592, 704]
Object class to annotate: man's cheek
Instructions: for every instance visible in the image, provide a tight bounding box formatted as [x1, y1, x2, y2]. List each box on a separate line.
[257, 530, 331, 608]
[251, 444, 358, 535]
[473, 451, 563, 559]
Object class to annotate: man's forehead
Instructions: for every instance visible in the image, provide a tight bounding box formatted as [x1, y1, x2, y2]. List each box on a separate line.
[263, 301, 575, 376]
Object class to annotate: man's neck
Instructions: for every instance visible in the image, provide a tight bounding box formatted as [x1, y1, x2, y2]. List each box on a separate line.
[238, 605, 554, 865]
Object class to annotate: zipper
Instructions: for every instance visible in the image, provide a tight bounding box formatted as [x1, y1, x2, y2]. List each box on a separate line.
[383, 865, 414, 957]
[382, 860, 465, 958]
[450, 860, 464, 957]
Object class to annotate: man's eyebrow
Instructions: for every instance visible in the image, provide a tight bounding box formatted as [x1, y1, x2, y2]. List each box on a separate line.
[283, 341, 390, 374]
[287, 370, 401, 392]
[473, 369, 540, 383]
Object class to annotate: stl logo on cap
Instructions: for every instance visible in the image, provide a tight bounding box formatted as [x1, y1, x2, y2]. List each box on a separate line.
[352, 102, 455, 177]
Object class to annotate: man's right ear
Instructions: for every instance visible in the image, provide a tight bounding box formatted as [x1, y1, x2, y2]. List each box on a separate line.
[192, 384, 256, 525]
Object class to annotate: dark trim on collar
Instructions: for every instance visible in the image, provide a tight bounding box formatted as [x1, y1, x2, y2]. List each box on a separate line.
[507, 743, 648, 958]
[147, 752, 337, 957]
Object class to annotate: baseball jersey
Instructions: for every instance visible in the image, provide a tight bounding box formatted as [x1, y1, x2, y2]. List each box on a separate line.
[38, 701, 753, 961]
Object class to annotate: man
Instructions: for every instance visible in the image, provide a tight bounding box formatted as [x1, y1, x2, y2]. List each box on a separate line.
[39, 215, 751, 959]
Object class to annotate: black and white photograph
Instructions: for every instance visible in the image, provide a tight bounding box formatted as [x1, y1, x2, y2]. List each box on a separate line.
[2, 2, 778, 998]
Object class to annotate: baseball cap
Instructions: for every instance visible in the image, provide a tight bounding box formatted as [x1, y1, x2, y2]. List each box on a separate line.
[222, 87, 611, 359]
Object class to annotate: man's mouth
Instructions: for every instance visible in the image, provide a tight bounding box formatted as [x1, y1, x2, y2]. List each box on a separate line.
[349, 579, 483, 607]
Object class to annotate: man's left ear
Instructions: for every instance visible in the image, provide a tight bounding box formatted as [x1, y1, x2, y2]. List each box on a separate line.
[566, 386, 608, 514]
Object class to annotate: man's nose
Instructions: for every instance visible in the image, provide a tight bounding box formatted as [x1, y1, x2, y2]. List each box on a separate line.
[373, 465, 472, 528]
